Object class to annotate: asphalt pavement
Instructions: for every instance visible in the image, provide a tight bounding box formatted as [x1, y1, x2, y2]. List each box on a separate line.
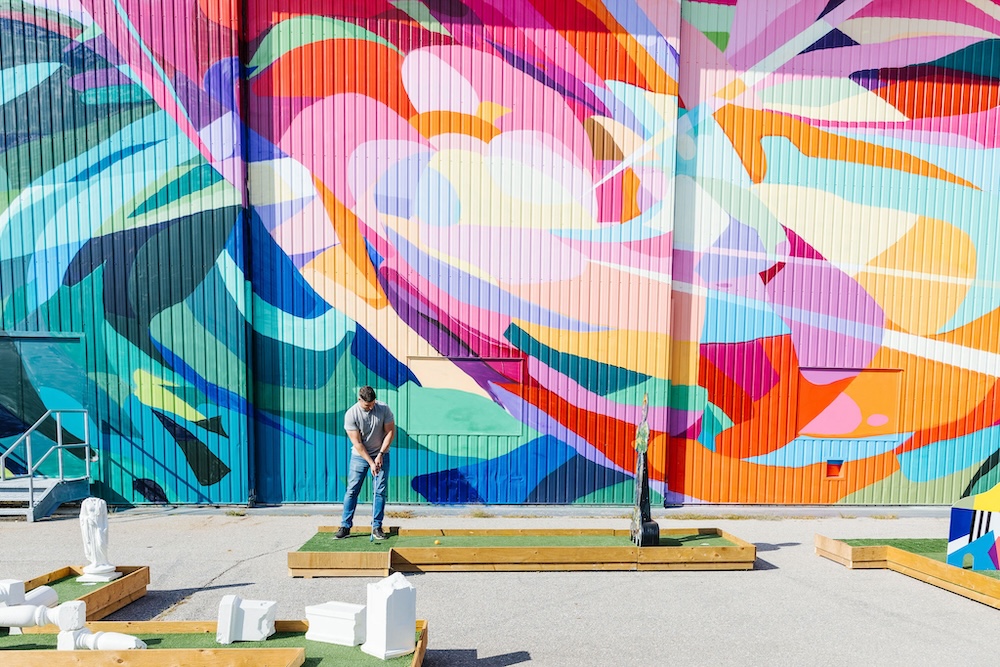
[2, 504, 996, 666]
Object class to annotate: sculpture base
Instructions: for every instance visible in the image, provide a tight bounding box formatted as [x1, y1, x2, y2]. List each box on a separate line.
[631, 520, 660, 547]
[76, 571, 122, 584]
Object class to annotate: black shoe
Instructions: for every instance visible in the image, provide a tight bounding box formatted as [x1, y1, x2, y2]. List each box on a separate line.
[333, 526, 351, 539]
[371, 527, 387, 540]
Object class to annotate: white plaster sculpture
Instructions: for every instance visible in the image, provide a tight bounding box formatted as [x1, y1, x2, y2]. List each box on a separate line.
[24, 585, 58, 608]
[216, 595, 277, 644]
[0, 579, 25, 606]
[58, 628, 147, 651]
[0, 600, 86, 631]
[78, 497, 121, 583]
[361, 572, 416, 659]
[304, 601, 366, 646]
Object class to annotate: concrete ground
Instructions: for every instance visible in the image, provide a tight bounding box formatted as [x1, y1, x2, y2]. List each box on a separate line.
[2, 504, 996, 666]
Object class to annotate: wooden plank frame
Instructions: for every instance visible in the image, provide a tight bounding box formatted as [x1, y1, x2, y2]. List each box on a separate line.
[24, 566, 150, 621]
[7, 619, 429, 667]
[288, 527, 756, 577]
[814, 534, 1000, 610]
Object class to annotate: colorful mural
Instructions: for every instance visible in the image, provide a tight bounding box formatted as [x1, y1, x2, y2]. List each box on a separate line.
[1, 0, 999, 505]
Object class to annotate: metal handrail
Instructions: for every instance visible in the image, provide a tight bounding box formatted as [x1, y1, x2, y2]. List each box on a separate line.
[0, 410, 91, 511]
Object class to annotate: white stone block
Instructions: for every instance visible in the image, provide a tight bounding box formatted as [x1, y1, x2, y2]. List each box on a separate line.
[0, 580, 25, 607]
[305, 601, 366, 646]
[361, 572, 416, 660]
[216, 595, 277, 644]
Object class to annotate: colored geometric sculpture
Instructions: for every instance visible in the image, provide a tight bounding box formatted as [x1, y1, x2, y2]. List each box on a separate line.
[947, 482, 1000, 570]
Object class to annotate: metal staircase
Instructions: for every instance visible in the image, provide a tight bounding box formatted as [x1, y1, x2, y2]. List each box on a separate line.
[0, 410, 92, 522]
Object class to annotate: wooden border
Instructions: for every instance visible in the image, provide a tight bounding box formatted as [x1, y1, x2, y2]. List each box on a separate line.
[6, 619, 428, 667]
[289, 527, 756, 577]
[23, 566, 150, 621]
[814, 535, 1000, 610]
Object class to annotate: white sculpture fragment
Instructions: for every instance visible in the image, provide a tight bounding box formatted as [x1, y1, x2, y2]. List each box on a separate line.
[58, 628, 147, 651]
[216, 595, 277, 644]
[78, 497, 122, 583]
[361, 572, 416, 659]
[0, 579, 25, 606]
[304, 601, 366, 646]
[0, 600, 86, 631]
[24, 585, 58, 608]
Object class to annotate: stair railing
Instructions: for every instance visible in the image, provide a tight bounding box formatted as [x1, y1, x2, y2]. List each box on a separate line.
[0, 410, 91, 512]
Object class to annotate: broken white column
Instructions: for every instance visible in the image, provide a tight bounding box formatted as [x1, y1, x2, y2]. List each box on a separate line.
[24, 585, 58, 608]
[78, 497, 121, 583]
[0, 600, 86, 631]
[304, 601, 366, 646]
[216, 595, 277, 644]
[58, 628, 147, 651]
[361, 572, 416, 659]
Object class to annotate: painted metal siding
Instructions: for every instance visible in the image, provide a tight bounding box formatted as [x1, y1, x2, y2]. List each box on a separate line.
[0, 1, 250, 503]
[2, 1, 1000, 506]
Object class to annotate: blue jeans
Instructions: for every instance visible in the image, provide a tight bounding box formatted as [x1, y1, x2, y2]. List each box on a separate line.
[341, 453, 389, 530]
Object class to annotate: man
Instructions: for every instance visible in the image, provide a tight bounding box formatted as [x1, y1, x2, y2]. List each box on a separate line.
[336, 386, 395, 540]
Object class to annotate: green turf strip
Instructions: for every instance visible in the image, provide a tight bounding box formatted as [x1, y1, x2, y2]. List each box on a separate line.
[44, 575, 113, 603]
[299, 532, 735, 552]
[0, 631, 418, 665]
[841, 538, 1000, 580]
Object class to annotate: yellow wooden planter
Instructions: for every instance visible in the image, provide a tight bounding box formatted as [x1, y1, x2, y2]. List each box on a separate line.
[7, 619, 429, 667]
[815, 534, 1000, 609]
[289, 527, 757, 577]
[25, 566, 150, 621]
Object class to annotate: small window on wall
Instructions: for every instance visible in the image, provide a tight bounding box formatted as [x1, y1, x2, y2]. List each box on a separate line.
[798, 368, 902, 438]
[405, 357, 524, 436]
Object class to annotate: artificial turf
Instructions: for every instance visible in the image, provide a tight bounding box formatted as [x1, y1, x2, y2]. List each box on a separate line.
[45, 574, 113, 603]
[299, 532, 736, 552]
[0, 630, 420, 665]
[841, 538, 1000, 580]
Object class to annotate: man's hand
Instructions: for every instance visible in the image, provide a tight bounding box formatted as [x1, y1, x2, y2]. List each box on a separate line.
[370, 458, 380, 476]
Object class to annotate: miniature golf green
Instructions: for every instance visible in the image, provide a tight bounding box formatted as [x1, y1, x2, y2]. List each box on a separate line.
[841, 538, 1000, 580]
[43, 575, 113, 603]
[299, 532, 736, 552]
[0, 630, 420, 665]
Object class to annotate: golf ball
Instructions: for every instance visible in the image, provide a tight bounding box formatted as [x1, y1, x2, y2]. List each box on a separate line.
[434, 539, 441, 545]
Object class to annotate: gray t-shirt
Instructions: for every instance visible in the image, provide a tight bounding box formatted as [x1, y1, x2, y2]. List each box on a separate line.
[344, 401, 394, 456]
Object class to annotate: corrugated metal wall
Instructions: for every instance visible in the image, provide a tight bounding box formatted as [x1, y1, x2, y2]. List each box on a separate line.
[2, 1, 1000, 506]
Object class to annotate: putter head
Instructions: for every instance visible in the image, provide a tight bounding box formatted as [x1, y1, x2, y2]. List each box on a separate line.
[369, 532, 374, 543]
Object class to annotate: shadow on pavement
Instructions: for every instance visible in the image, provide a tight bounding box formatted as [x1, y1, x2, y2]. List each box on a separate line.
[753, 557, 778, 570]
[104, 583, 252, 620]
[754, 542, 800, 552]
[425, 649, 531, 666]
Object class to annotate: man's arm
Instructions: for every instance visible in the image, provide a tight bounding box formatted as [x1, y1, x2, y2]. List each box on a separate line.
[374, 421, 395, 473]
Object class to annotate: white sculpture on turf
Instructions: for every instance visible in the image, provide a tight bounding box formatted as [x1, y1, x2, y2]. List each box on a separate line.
[305, 601, 366, 646]
[0, 579, 25, 607]
[361, 572, 416, 659]
[0, 600, 86, 631]
[24, 586, 58, 608]
[78, 497, 121, 583]
[216, 595, 278, 644]
[58, 628, 147, 650]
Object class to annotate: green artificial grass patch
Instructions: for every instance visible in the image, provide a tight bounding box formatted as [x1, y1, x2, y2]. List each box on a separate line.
[0, 631, 419, 665]
[45, 575, 113, 603]
[299, 532, 735, 552]
[841, 538, 1000, 580]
